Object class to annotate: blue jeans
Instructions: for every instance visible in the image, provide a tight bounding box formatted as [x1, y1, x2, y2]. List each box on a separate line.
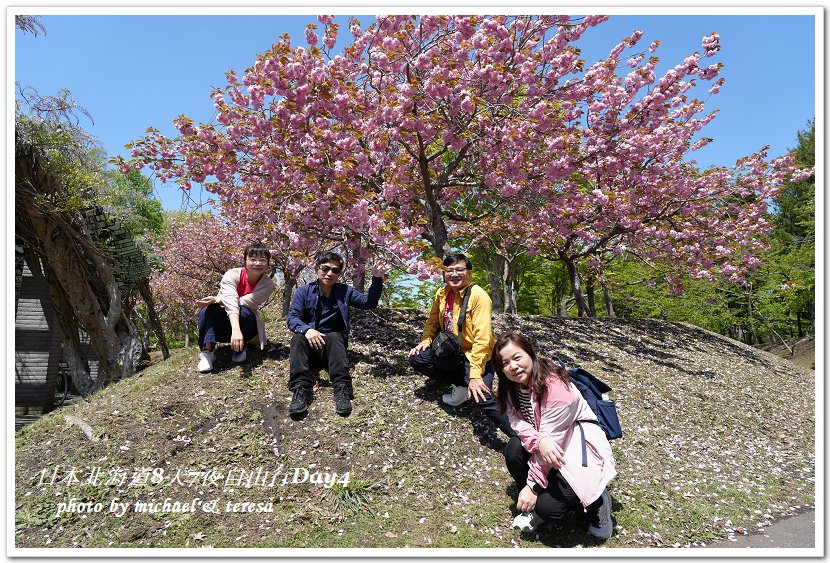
[198, 304, 257, 351]
[409, 348, 515, 438]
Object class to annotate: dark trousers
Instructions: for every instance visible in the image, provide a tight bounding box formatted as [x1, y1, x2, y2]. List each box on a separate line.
[289, 332, 351, 393]
[198, 304, 257, 351]
[504, 436, 602, 523]
[409, 348, 515, 438]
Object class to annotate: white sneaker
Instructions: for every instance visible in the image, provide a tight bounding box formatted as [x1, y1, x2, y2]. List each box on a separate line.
[231, 348, 247, 363]
[197, 350, 215, 373]
[512, 511, 542, 532]
[441, 384, 469, 406]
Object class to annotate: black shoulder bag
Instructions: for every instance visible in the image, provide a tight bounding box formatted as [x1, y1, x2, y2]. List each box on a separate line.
[430, 285, 473, 371]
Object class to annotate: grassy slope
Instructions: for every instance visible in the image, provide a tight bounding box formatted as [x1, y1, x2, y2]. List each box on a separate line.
[764, 335, 816, 370]
[14, 308, 815, 550]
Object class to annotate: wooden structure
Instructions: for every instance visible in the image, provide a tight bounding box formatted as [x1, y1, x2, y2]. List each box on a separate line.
[14, 207, 151, 415]
[14, 252, 71, 414]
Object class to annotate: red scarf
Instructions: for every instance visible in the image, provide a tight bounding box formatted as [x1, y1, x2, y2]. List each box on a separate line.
[236, 267, 259, 297]
[443, 290, 455, 334]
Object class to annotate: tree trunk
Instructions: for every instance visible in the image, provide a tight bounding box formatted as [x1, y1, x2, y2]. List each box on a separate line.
[559, 296, 572, 317]
[131, 308, 153, 367]
[26, 214, 141, 394]
[351, 237, 367, 293]
[33, 215, 143, 392]
[550, 270, 569, 317]
[502, 258, 518, 314]
[428, 215, 452, 260]
[602, 282, 615, 318]
[747, 292, 758, 345]
[281, 277, 296, 318]
[47, 281, 96, 396]
[561, 256, 589, 317]
[486, 255, 505, 313]
[136, 277, 169, 359]
[184, 319, 191, 348]
[796, 311, 803, 339]
[281, 265, 304, 317]
[353, 270, 366, 294]
[418, 173, 452, 260]
[586, 277, 596, 317]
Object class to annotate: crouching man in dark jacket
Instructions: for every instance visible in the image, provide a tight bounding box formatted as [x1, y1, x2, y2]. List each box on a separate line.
[286, 252, 385, 417]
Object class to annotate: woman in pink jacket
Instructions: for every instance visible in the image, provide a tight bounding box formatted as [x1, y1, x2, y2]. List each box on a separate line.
[493, 332, 616, 539]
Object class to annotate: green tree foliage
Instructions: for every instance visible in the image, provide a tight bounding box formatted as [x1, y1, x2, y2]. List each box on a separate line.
[775, 120, 815, 240]
[761, 119, 816, 338]
[100, 169, 165, 239]
[601, 259, 736, 331]
[597, 121, 815, 344]
[382, 269, 442, 309]
[512, 257, 571, 316]
[480, 255, 571, 316]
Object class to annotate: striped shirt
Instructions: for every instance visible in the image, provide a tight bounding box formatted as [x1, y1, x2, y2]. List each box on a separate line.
[517, 386, 536, 428]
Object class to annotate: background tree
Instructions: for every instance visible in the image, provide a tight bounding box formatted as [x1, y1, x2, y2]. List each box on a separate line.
[149, 212, 245, 347]
[16, 101, 144, 395]
[591, 118, 815, 347]
[100, 168, 165, 239]
[767, 119, 815, 337]
[15, 17, 169, 392]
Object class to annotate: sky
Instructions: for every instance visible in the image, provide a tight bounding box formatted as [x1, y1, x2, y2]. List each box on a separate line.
[10, 8, 819, 211]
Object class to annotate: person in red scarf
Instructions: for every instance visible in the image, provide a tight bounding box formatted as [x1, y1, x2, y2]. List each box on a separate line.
[408, 253, 514, 439]
[195, 242, 276, 372]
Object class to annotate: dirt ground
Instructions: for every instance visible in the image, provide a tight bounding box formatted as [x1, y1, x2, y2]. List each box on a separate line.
[763, 335, 815, 370]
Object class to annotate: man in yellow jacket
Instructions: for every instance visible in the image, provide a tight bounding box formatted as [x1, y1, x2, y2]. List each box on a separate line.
[408, 253, 515, 438]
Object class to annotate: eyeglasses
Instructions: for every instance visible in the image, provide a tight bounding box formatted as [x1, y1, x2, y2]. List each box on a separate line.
[247, 257, 269, 264]
[319, 265, 342, 275]
[445, 268, 469, 274]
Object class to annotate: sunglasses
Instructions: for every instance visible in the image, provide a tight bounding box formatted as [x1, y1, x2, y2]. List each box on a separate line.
[319, 265, 342, 275]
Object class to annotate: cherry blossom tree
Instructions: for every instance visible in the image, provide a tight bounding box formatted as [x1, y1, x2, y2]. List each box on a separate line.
[120, 15, 609, 277]
[441, 27, 810, 315]
[119, 15, 809, 316]
[149, 212, 240, 344]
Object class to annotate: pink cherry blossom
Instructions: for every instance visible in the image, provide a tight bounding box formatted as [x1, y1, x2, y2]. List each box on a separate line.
[116, 15, 810, 310]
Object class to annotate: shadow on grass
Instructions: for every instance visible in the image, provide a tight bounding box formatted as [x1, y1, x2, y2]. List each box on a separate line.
[500, 315, 779, 381]
[411, 379, 509, 453]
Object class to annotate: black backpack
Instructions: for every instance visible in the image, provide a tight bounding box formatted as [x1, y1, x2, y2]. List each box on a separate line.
[430, 285, 473, 370]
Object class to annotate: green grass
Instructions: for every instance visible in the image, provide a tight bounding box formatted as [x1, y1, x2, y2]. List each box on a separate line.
[13, 309, 815, 550]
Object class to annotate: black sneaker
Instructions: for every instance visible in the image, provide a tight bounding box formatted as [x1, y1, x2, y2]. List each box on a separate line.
[587, 488, 613, 540]
[333, 387, 352, 416]
[289, 388, 312, 415]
